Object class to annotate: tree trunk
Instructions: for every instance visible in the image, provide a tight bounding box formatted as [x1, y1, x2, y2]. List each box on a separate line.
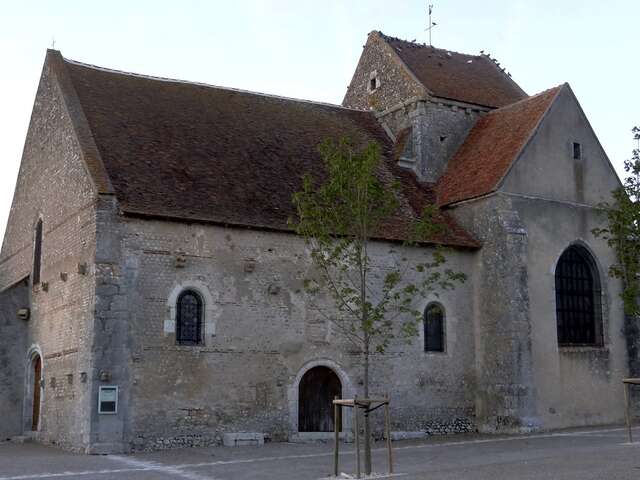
[363, 340, 372, 475]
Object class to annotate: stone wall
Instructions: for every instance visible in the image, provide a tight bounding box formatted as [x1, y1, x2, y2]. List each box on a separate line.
[511, 196, 628, 429]
[448, 86, 632, 430]
[453, 190, 629, 431]
[0, 58, 98, 450]
[0, 279, 29, 440]
[341, 31, 483, 184]
[451, 195, 538, 432]
[495, 87, 632, 428]
[342, 31, 426, 112]
[91, 206, 478, 451]
[379, 100, 482, 183]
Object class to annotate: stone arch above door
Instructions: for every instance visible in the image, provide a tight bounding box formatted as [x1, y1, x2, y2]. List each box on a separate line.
[287, 359, 355, 437]
[298, 366, 341, 432]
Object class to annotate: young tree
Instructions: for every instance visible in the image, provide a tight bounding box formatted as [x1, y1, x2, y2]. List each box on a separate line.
[593, 127, 640, 373]
[291, 138, 465, 475]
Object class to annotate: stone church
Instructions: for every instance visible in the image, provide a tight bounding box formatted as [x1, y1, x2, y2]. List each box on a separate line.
[0, 30, 634, 453]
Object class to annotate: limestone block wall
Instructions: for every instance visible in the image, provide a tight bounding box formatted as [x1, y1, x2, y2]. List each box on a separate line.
[495, 85, 635, 427]
[340, 32, 483, 184]
[92, 204, 477, 451]
[342, 31, 425, 112]
[379, 100, 481, 183]
[0, 280, 29, 440]
[0, 59, 98, 450]
[452, 192, 630, 432]
[451, 195, 537, 433]
[511, 197, 628, 429]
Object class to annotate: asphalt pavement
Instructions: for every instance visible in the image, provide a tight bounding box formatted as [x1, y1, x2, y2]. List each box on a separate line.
[1, 425, 639, 479]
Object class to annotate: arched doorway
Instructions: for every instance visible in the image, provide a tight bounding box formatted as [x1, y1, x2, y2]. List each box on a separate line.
[31, 355, 42, 431]
[298, 366, 341, 432]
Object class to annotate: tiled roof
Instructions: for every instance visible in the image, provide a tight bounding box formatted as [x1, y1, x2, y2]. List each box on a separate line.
[54, 52, 479, 248]
[437, 85, 563, 206]
[378, 32, 527, 108]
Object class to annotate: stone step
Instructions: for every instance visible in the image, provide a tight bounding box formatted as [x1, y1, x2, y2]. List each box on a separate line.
[10, 435, 33, 444]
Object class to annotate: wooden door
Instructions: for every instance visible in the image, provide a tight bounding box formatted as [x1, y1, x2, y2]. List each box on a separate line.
[298, 366, 341, 432]
[31, 356, 41, 431]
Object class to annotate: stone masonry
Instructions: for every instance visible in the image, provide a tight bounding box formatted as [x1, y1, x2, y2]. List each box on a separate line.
[0, 31, 635, 453]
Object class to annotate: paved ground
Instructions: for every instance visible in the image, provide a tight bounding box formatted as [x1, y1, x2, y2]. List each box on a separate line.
[1, 426, 639, 479]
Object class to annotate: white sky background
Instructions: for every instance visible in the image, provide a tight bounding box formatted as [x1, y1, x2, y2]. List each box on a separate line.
[0, 0, 638, 241]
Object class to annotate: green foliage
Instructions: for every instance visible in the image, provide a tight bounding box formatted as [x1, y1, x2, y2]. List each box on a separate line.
[291, 138, 466, 357]
[593, 127, 640, 316]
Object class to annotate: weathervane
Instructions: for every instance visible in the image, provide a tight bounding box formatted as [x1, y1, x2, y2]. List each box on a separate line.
[425, 4, 438, 46]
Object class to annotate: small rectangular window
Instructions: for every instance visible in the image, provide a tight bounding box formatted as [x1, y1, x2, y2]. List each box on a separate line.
[368, 71, 379, 93]
[573, 142, 582, 160]
[98, 386, 118, 414]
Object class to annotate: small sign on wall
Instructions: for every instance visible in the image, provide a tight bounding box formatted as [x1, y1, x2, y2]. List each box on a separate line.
[98, 386, 118, 414]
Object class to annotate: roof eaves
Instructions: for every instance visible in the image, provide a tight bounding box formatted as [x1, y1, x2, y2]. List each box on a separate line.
[120, 207, 480, 249]
[440, 190, 498, 209]
[47, 50, 114, 195]
[429, 94, 497, 111]
[0, 274, 29, 294]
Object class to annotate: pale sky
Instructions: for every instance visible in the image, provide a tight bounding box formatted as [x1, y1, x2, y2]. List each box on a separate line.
[0, 0, 638, 241]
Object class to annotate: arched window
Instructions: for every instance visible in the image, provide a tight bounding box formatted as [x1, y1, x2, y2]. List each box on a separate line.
[176, 290, 203, 345]
[33, 219, 43, 285]
[555, 245, 602, 346]
[424, 303, 445, 352]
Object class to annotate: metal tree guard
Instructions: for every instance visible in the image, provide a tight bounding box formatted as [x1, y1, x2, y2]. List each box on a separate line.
[623, 378, 640, 442]
[332, 394, 393, 478]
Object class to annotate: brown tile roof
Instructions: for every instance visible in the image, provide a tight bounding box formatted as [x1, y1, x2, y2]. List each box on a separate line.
[437, 85, 563, 207]
[54, 52, 478, 248]
[378, 32, 527, 108]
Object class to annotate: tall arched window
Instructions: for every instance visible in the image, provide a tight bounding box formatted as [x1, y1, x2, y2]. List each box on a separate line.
[555, 245, 602, 346]
[424, 303, 445, 352]
[33, 219, 43, 285]
[176, 290, 203, 345]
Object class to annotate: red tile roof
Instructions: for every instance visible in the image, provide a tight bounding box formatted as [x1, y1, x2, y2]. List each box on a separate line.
[378, 32, 527, 108]
[437, 85, 563, 206]
[53, 52, 479, 248]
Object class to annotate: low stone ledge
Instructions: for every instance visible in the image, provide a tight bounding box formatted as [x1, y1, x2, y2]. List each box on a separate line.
[9, 435, 33, 444]
[222, 432, 265, 447]
[390, 431, 428, 441]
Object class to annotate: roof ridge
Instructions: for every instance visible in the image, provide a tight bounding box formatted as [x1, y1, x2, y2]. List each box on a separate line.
[488, 84, 564, 113]
[376, 31, 484, 59]
[373, 31, 526, 108]
[62, 56, 371, 114]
